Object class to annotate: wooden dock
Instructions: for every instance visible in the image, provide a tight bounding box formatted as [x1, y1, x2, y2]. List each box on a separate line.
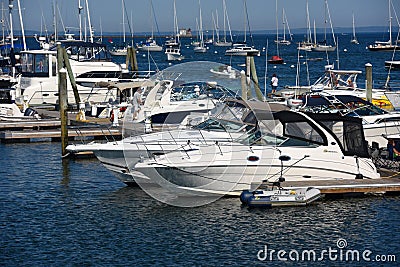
[0, 119, 61, 130]
[264, 178, 400, 196]
[0, 127, 121, 143]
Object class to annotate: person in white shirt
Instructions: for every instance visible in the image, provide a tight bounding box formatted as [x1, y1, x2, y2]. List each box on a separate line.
[271, 73, 278, 94]
[132, 87, 143, 120]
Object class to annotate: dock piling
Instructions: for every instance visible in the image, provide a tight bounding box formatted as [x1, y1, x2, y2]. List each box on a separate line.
[365, 63, 373, 102]
[59, 68, 68, 157]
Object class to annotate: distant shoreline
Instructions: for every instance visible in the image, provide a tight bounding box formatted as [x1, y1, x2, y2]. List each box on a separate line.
[19, 30, 397, 41]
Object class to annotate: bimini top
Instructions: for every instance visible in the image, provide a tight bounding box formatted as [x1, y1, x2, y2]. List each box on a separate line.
[302, 94, 369, 106]
[300, 94, 388, 116]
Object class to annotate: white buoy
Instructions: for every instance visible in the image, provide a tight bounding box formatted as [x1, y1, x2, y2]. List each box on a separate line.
[214, 51, 218, 54]
[343, 48, 348, 52]
[273, 66, 277, 69]
[290, 65, 295, 68]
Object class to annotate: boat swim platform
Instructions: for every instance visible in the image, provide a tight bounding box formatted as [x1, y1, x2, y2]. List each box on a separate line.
[0, 127, 121, 143]
[261, 177, 400, 197]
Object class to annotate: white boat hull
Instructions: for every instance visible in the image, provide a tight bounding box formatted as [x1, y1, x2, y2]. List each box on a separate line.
[311, 45, 336, 52]
[135, 144, 380, 196]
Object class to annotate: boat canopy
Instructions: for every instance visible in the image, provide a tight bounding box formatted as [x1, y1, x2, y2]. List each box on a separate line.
[306, 112, 370, 158]
[300, 94, 388, 116]
[272, 111, 369, 158]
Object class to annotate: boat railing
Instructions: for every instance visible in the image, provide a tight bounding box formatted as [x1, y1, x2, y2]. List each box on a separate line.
[68, 123, 119, 145]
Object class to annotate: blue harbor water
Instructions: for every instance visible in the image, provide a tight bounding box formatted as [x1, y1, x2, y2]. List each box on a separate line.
[1, 32, 400, 266]
[1, 143, 399, 266]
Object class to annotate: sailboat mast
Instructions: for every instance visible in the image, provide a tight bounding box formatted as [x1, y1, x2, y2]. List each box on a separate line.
[215, 9, 219, 42]
[306, 0, 311, 43]
[323, 0, 327, 43]
[122, 0, 125, 43]
[85, 0, 93, 43]
[222, 1, 226, 42]
[313, 19, 316, 45]
[224, 0, 233, 43]
[352, 12, 355, 39]
[16, 0, 26, 50]
[282, 8, 286, 42]
[243, 0, 246, 43]
[389, 0, 392, 44]
[326, 0, 336, 46]
[78, 0, 83, 40]
[275, 0, 278, 44]
[8, 0, 13, 48]
[173, 0, 179, 43]
[198, 0, 203, 46]
[1, 2, 5, 44]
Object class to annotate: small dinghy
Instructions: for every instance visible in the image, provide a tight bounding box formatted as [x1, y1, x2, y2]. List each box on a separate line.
[240, 187, 322, 207]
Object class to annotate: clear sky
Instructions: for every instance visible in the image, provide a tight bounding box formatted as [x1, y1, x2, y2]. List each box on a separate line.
[13, 0, 399, 34]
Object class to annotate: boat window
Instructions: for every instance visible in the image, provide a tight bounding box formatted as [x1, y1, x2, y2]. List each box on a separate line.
[284, 121, 325, 145]
[21, 53, 50, 77]
[238, 129, 287, 146]
[170, 82, 236, 102]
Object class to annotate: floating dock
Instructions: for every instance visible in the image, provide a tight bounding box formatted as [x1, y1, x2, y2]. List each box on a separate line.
[0, 119, 61, 130]
[0, 127, 121, 143]
[262, 177, 400, 197]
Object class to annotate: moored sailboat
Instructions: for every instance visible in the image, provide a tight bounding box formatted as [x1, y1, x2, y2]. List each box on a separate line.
[368, 0, 399, 51]
[350, 12, 359, 44]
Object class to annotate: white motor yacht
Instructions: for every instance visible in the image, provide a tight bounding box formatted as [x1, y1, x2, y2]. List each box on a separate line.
[282, 68, 393, 110]
[134, 102, 380, 196]
[66, 97, 259, 185]
[225, 43, 260, 57]
[299, 93, 400, 148]
[16, 40, 150, 106]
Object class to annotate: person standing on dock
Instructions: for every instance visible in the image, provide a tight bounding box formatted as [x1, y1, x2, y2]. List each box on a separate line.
[271, 73, 278, 94]
[132, 87, 143, 120]
[387, 139, 400, 160]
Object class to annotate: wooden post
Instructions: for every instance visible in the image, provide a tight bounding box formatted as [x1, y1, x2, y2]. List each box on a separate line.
[59, 67, 68, 157]
[250, 57, 264, 101]
[245, 56, 252, 99]
[240, 70, 247, 100]
[62, 48, 81, 106]
[131, 47, 138, 72]
[365, 63, 372, 103]
[125, 47, 131, 70]
[57, 43, 64, 72]
[126, 47, 138, 72]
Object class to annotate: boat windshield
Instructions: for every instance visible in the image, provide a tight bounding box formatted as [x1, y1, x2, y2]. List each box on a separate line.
[170, 82, 236, 102]
[193, 118, 249, 132]
[345, 103, 388, 116]
[21, 53, 55, 77]
[313, 70, 361, 89]
[209, 101, 249, 123]
[50, 41, 112, 62]
[237, 114, 326, 147]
